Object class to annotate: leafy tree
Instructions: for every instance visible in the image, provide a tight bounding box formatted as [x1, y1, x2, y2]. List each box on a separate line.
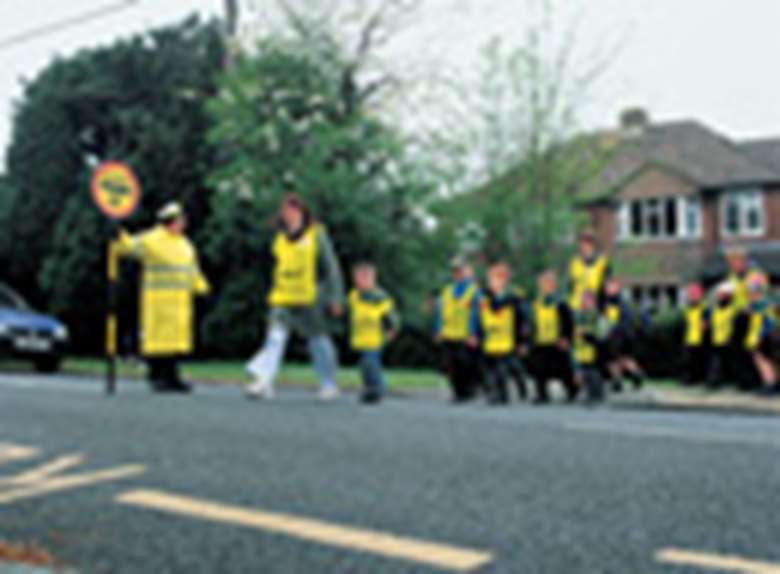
[428, 3, 615, 290]
[4, 16, 224, 351]
[201, 35, 443, 361]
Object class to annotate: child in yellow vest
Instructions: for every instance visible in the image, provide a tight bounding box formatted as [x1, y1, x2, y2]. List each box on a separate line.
[573, 291, 607, 403]
[348, 263, 400, 404]
[529, 270, 577, 404]
[706, 282, 737, 388]
[600, 277, 644, 392]
[733, 272, 778, 394]
[681, 282, 710, 386]
[433, 257, 482, 402]
[470, 262, 528, 405]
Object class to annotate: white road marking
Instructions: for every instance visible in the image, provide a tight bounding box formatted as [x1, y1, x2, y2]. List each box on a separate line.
[564, 421, 780, 449]
[117, 489, 494, 572]
[657, 548, 780, 574]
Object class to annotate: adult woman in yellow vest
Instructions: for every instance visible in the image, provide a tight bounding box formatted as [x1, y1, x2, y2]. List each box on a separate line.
[732, 273, 778, 394]
[433, 257, 482, 402]
[681, 282, 711, 386]
[706, 282, 738, 388]
[529, 270, 577, 404]
[246, 194, 344, 400]
[568, 229, 611, 312]
[116, 202, 210, 393]
[471, 262, 529, 405]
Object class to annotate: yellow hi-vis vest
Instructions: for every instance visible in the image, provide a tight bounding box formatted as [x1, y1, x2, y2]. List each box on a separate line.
[533, 299, 560, 345]
[480, 301, 515, 356]
[684, 304, 706, 346]
[349, 290, 394, 351]
[569, 254, 609, 310]
[744, 305, 774, 351]
[728, 272, 750, 311]
[268, 225, 319, 307]
[440, 283, 478, 342]
[117, 226, 210, 356]
[604, 303, 621, 327]
[745, 312, 764, 351]
[711, 304, 736, 347]
[574, 326, 597, 365]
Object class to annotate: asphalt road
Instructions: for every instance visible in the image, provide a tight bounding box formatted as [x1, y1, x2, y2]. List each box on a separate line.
[1, 373, 779, 574]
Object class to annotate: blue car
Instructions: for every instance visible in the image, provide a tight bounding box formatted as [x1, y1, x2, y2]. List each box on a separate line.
[0, 283, 68, 373]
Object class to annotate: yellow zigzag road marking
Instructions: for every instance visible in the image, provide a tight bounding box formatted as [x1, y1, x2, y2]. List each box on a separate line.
[117, 489, 493, 573]
[0, 454, 85, 486]
[0, 464, 146, 505]
[0, 444, 145, 505]
[0, 443, 40, 464]
[657, 548, 780, 574]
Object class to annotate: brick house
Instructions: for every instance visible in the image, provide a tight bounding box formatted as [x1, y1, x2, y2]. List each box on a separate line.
[579, 110, 780, 309]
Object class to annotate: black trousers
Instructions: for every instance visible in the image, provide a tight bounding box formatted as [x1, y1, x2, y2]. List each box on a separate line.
[440, 341, 480, 400]
[530, 346, 577, 400]
[684, 346, 709, 385]
[706, 346, 759, 389]
[578, 365, 605, 401]
[147, 356, 182, 388]
[482, 355, 528, 403]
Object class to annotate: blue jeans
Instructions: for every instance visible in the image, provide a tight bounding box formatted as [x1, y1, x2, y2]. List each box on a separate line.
[246, 320, 338, 390]
[359, 351, 386, 393]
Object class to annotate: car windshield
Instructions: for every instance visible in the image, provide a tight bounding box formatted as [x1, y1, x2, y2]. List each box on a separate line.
[0, 285, 28, 310]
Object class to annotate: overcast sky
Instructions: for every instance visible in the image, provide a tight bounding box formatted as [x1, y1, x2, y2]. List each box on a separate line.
[1, 0, 779, 169]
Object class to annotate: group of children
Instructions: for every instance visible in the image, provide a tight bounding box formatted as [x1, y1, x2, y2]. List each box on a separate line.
[682, 248, 778, 394]
[431, 259, 644, 406]
[346, 230, 646, 405]
[346, 236, 778, 405]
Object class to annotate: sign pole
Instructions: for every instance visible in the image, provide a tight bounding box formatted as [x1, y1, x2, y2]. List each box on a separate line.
[106, 234, 119, 395]
[90, 161, 141, 398]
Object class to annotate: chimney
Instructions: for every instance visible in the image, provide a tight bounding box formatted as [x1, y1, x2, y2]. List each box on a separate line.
[619, 107, 650, 137]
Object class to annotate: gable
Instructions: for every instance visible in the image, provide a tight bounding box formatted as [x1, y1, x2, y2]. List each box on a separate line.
[616, 164, 698, 201]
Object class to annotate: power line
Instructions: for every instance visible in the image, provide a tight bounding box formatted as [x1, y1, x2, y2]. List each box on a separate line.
[0, 0, 140, 51]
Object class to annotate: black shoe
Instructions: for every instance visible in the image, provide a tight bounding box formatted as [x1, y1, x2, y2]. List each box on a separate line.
[532, 396, 550, 406]
[756, 384, 780, 397]
[611, 380, 624, 393]
[361, 390, 382, 404]
[487, 394, 509, 406]
[160, 380, 193, 394]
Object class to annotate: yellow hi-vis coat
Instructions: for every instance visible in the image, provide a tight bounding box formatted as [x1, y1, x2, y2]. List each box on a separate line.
[117, 226, 210, 356]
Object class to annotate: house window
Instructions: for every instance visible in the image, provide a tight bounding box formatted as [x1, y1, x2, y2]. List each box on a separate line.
[680, 197, 701, 238]
[722, 189, 764, 237]
[619, 196, 698, 240]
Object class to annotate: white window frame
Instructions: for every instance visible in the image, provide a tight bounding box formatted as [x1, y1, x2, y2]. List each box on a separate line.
[720, 188, 765, 238]
[678, 196, 702, 239]
[617, 196, 701, 242]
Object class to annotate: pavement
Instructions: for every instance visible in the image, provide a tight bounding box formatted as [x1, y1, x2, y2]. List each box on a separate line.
[613, 385, 780, 416]
[1, 372, 780, 574]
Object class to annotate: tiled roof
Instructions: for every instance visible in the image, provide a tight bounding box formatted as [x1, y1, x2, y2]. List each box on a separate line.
[739, 138, 780, 175]
[581, 121, 780, 202]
